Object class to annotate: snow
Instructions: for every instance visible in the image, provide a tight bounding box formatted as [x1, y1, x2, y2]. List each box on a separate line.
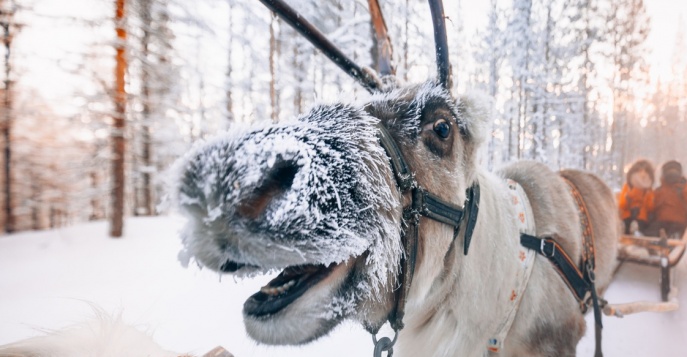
[0, 216, 686, 356]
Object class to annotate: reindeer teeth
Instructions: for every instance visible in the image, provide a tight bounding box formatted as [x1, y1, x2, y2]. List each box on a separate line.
[260, 279, 297, 296]
[245, 264, 335, 317]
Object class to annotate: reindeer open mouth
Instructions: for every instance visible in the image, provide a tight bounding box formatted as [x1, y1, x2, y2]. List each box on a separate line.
[216, 236, 342, 319]
[243, 263, 337, 317]
[174, 104, 403, 344]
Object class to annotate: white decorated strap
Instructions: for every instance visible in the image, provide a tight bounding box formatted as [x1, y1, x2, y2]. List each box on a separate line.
[487, 179, 537, 353]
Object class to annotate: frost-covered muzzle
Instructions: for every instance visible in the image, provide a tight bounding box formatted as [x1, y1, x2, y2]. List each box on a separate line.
[173, 103, 402, 344]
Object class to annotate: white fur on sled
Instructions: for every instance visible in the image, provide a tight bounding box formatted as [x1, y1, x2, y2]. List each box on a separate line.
[0, 311, 185, 357]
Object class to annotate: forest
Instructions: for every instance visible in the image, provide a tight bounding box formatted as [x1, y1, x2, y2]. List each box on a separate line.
[0, 0, 685, 235]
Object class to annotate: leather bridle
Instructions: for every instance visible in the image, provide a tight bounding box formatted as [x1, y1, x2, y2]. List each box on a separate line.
[252, 0, 473, 355]
[375, 123, 481, 344]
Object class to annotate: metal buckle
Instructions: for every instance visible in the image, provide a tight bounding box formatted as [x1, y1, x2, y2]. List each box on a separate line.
[540, 239, 555, 258]
[586, 261, 596, 282]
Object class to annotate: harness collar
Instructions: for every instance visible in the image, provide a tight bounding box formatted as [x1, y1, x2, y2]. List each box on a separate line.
[487, 179, 538, 353]
[518, 175, 605, 356]
[374, 123, 480, 336]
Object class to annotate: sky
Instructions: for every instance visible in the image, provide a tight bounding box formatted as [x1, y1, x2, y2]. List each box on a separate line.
[14, 0, 111, 117]
[644, 0, 687, 81]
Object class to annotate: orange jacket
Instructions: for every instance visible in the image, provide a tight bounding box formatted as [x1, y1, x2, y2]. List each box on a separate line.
[651, 179, 687, 224]
[618, 183, 654, 222]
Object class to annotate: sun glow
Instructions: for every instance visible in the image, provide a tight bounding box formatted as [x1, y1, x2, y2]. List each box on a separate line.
[645, 0, 687, 83]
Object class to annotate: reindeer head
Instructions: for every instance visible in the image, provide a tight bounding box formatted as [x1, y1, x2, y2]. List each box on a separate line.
[173, 0, 490, 346]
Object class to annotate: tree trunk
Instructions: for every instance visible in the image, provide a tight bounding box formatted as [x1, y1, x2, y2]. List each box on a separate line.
[508, 85, 515, 160]
[226, 1, 234, 123]
[111, 0, 127, 237]
[30, 179, 40, 230]
[89, 171, 103, 220]
[293, 43, 302, 114]
[139, 0, 153, 216]
[141, 110, 152, 215]
[1, 1, 15, 233]
[269, 13, 278, 122]
[403, 0, 409, 81]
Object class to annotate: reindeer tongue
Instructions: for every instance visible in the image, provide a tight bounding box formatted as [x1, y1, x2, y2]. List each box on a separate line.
[244, 264, 334, 317]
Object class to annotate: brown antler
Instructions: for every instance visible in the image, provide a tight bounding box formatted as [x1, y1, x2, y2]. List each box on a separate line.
[427, 0, 452, 90]
[368, 0, 394, 76]
[257, 0, 380, 93]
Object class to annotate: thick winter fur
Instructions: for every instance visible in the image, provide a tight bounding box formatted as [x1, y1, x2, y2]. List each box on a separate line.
[0, 313, 186, 357]
[174, 81, 619, 356]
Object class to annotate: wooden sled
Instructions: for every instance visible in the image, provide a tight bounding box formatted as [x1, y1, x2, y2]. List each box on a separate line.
[604, 229, 686, 317]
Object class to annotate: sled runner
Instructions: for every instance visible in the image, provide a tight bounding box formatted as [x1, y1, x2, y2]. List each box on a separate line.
[604, 229, 685, 317]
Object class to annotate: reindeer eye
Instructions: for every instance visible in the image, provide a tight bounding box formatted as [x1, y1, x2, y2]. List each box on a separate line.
[433, 119, 451, 139]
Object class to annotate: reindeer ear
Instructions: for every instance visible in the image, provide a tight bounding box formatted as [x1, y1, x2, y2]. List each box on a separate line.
[455, 91, 493, 146]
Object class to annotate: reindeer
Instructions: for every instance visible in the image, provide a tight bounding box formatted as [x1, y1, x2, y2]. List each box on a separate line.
[173, 0, 619, 356]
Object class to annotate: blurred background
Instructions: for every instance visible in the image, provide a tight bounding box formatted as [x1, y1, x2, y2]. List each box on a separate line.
[0, 0, 685, 236]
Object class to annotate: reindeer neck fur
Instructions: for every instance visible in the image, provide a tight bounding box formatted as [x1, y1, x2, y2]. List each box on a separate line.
[393, 161, 616, 356]
[398, 170, 529, 357]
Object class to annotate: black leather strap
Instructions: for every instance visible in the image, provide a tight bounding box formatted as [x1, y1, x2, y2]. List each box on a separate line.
[520, 233, 590, 301]
[413, 189, 464, 227]
[462, 184, 480, 255]
[389, 208, 419, 331]
[521, 177, 605, 356]
[376, 120, 479, 336]
[377, 124, 413, 191]
[561, 177, 604, 356]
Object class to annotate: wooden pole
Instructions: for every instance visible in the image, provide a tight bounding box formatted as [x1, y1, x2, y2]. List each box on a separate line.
[111, 0, 126, 237]
[603, 299, 679, 317]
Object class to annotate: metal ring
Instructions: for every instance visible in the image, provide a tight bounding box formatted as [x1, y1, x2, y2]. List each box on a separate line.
[372, 329, 399, 346]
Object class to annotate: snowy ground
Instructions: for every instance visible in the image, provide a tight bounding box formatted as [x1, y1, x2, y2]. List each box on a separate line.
[0, 216, 685, 356]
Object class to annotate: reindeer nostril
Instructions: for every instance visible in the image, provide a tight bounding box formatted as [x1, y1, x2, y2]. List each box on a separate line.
[271, 161, 299, 191]
[236, 161, 299, 219]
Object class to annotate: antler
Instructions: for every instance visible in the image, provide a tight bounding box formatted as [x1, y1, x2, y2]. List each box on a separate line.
[368, 0, 394, 76]
[427, 0, 452, 91]
[257, 0, 380, 93]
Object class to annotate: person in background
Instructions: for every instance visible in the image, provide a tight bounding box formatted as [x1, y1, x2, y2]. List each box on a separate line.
[646, 160, 687, 238]
[618, 159, 655, 234]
